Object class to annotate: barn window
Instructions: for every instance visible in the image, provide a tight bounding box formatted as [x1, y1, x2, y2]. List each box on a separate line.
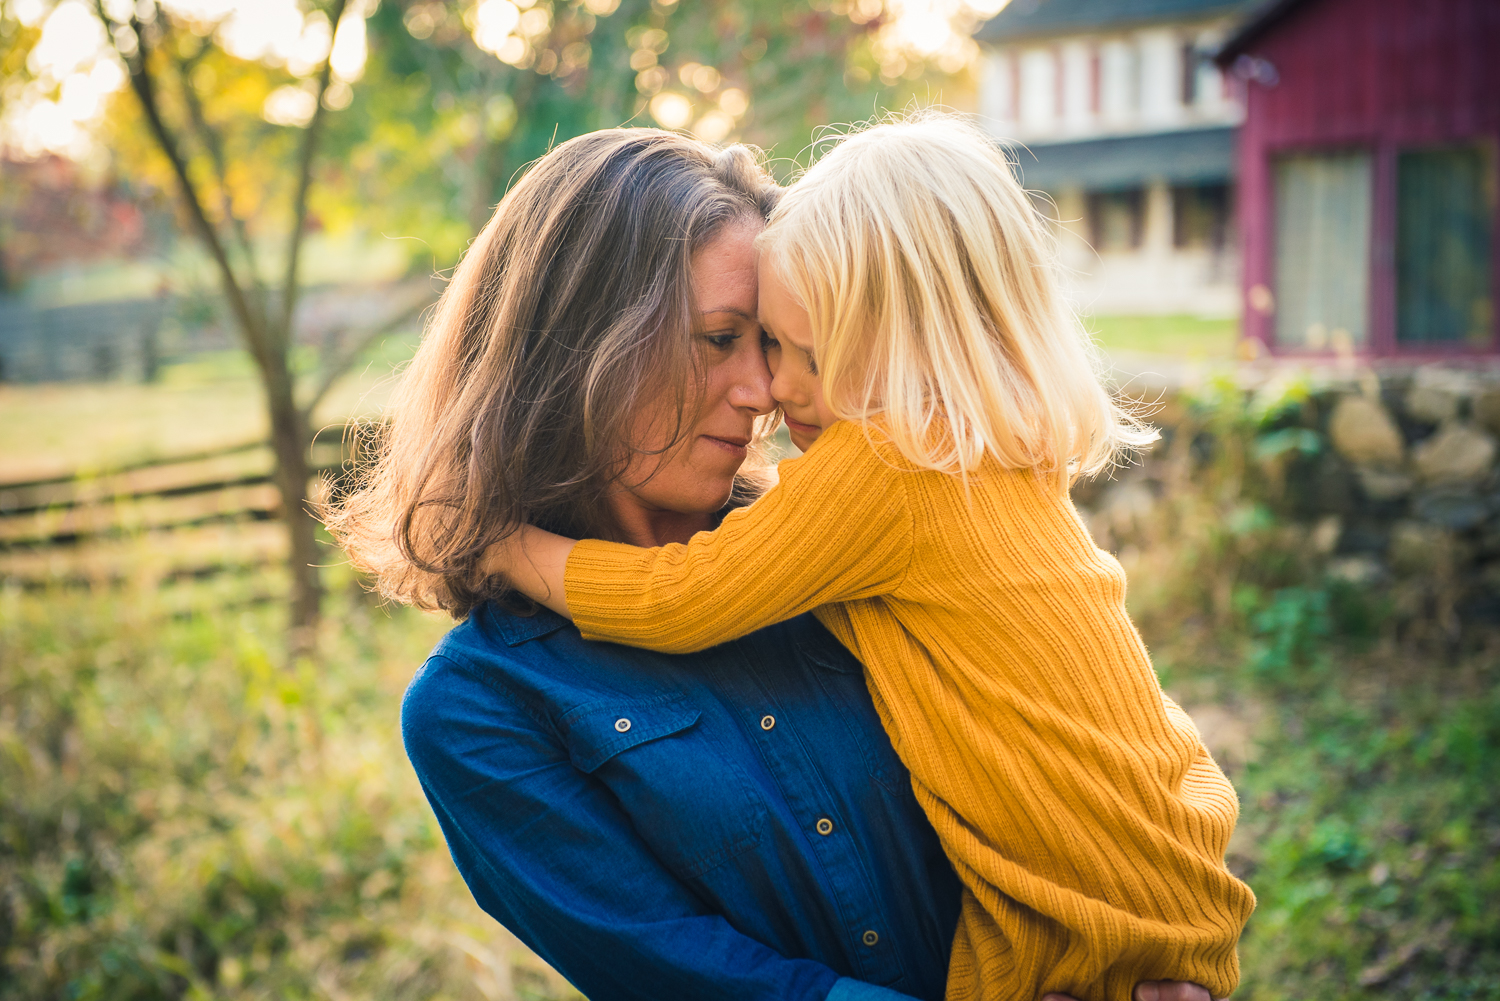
[1088, 188, 1144, 251]
[1273, 151, 1372, 351]
[1396, 146, 1495, 345]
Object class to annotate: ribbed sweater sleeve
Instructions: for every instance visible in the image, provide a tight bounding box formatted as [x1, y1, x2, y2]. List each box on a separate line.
[565, 421, 912, 655]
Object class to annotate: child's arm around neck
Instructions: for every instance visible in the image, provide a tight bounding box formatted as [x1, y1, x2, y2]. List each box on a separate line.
[485, 421, 914, 653]
[482, 527, 577, 617]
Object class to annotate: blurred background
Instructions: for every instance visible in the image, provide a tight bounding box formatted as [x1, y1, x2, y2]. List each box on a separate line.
[1, 0, 1497, 998]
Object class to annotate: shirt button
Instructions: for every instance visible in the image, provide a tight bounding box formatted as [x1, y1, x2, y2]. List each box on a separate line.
[614, 718, 631, 732]
[862, 930, 879, 947]
[815, 817, 834, 836]
[760, 715, 776, 730]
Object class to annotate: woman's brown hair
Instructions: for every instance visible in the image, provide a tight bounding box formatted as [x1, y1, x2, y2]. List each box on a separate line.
[322, 128, 781, 618]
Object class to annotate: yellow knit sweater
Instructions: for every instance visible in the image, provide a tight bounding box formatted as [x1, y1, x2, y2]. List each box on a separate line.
[565, 420, 1255, 1001]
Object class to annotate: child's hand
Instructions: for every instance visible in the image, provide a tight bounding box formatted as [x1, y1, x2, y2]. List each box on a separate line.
[1042, 983, 1217, 1001]
[479, 524, 578, 618]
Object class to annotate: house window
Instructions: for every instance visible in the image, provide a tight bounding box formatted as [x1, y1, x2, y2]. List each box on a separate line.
[1274, 151, 1372, 350]
[1172, 183, 1231, 250]
[1089, 47, 1101, 114]
[1396, 145, 1495, 345]
[1053, 45, 1065, 118]
[1088, 189, 1144, 251]
[1180, 42, 1199, 106]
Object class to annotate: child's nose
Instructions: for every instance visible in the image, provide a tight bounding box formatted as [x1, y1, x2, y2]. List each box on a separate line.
[769, 366, 799, 406]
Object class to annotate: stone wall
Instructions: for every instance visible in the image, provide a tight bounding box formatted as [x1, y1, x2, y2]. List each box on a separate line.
[1080, 363, 1500, 625]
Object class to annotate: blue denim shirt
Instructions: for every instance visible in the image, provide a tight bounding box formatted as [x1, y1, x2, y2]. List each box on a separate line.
[402, 603, 963, 1001]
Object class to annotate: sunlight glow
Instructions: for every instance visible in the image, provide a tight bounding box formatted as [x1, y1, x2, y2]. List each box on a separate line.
[2, 0, 377, 159]
[4, 0, 1009, 162]
[877, 0, 1012, 79]
[692, 110, 733, 143]
[648, 92, 692, 130]
[1, 0, 117, 160]
[263, 82, 318, 127]
[10, 0, 48, 26]
[330, 9, 368, 82]
[471, 0, 519, 53]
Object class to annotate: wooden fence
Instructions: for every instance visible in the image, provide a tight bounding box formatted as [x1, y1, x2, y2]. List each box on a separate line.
[0, 432, 348, 590]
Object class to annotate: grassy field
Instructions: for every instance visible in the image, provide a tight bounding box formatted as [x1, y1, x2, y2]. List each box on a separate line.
[0, 340, 416, 483]
[1114, 464, 1500, 999]
[1086, 314, 1239, 362]
[20, 234, 413, 311]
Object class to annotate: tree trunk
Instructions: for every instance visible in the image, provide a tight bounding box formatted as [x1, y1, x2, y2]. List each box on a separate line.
[263, 362, 321, 650]
[98, 1, 345, 659]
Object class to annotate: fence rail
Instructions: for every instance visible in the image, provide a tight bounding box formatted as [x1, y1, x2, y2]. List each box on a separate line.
[0, 434, 352, 588]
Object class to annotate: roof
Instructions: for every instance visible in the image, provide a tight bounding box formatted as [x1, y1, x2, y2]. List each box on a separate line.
[1213, 0, 1311, 66]
[976, 0, 1257, 44]
[1003, 126, 1237, 189]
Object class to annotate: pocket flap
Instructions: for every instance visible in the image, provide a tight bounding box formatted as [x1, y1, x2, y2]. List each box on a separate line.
[561, 700, 703, 773]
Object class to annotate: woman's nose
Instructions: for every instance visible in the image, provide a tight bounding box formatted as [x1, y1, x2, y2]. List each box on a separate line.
[728, 342, 775, 414]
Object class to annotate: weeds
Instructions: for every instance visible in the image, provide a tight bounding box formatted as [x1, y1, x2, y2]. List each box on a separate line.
[0, 569, 578, 1001]
[1107, 383, 1500, 1000]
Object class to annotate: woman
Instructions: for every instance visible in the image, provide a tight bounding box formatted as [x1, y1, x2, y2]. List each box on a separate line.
[326, 128, 1216, 1001]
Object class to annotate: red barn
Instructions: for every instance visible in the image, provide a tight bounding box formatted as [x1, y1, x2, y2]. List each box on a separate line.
[1217, 0, 1500, 359]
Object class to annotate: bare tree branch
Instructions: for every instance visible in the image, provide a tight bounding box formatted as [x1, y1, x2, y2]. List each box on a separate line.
[175, 40, 266, 313]
[298, 285, 436, 420]
[98, 2, 271, 375]
[276, 0, 350, 350]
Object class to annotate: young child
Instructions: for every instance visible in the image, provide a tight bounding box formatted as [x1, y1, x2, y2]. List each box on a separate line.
[485, 116, 1254, 1001]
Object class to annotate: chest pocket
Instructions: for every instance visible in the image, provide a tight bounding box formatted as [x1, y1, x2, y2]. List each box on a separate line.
[561, 696, 766, 880]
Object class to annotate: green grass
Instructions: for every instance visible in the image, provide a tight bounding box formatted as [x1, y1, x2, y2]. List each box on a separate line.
[0, 559, 583, 1001]
[1235, 659, 1500, 998]
[0, 336, 419, 482]
[1086, 314, 1239, 361]
[20, 234, 414, 310]
[1135, 572, 1500, 999]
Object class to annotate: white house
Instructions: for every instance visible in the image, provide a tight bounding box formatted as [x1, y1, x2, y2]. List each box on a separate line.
[976, 0, 1254, 316]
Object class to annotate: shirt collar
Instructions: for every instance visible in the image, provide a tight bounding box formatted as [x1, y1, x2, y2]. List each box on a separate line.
[482, 602, 571, 646]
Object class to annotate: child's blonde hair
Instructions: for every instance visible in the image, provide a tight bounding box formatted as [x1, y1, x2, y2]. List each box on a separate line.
[760, 113, 1154, 479]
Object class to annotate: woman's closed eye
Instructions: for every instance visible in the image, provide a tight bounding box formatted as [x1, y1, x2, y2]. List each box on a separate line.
[702, 331, 739, 351]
